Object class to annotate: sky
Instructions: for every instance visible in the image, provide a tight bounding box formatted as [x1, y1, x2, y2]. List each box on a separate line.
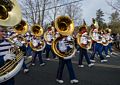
[81, 0, 115, 25]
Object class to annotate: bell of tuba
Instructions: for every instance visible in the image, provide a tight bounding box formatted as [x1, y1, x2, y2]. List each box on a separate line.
[55, 16, 74, 36]
[7, 20, 28, 44]
[52, 16, 76, 59]
[30, 24, 46, 51]
[0, 0, 22, 26]
[14, 20, 28, 35]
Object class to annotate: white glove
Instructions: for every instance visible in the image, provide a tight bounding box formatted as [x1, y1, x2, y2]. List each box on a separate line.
[15, 41, 23, 46]
[33, 40, 38, 47]
[67, 36, 72, 41]
[4, 53, 16, 61]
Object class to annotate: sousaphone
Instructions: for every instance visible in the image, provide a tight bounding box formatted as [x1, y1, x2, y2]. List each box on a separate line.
[30, 25, 46, 51]
[77, 26, 92, 50]
[52, 16, 76, 59]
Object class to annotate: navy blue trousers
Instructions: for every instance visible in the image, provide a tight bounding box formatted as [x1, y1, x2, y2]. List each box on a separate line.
[32, 51, 44, 64]
[45, 44, 56, 58]
[56, 58, 76, 80]
[79, 47, 91, 65]
[90, 43, 104, 60]
[26, 45, 32, 56]
[103, 46, 108, 55]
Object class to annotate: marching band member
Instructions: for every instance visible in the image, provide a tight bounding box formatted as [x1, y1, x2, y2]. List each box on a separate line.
[56, 35, 79, 84]
[77, 26, 94, 67]
[25, 32, 32, 58]
[90, 25, 107, 63]
[52, 16, 78, 84]
[101, 30, 110, 58]
[45, 26, 57, 60]
[106, 28, 113, 55]
[31, 36, 45, 66]
[13, 35, 29, 73]
[0, 28, 15, 85]
[0, 0, 23, 84]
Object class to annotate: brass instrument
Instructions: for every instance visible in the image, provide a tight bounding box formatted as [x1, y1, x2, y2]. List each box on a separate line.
[77, 33, 92, 50]
[55, 16, 74, 36]
[52, 16, 76, 59]
[89, 18, 100, 42]
[7, 20, 28, 45]
[14, 20, 28, 35]
[0, 47, 24, 83]
[77, 24, 92, 50]
[0, 0, 22, 26]
[44, 31, 54, 45]
[30, 25, 46, 51]
[44, 27, 60, 45]
[52, 36, 76, 59]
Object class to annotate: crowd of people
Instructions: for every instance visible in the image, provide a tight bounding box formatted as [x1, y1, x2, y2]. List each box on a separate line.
[0, 0, 120, 85]
[1, 19, 117, 85]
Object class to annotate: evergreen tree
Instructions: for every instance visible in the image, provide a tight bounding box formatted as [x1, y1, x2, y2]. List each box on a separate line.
[96, 9, 105, 29]
[109, 11, 120, 33]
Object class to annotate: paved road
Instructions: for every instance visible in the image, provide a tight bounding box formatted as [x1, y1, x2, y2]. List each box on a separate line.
[15, 51, 120, 85]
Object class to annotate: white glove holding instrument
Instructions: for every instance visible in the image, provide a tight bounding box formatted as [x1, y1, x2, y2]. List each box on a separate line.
[4, 53, 16, 61]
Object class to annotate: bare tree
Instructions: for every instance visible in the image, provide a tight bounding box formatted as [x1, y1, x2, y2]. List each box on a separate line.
[19, 0, 50, 26]
[64, 2, 82, 26]
[106, 0, 120, 12]
[19, 0, 83, 27]
[46, 0, 61, 22]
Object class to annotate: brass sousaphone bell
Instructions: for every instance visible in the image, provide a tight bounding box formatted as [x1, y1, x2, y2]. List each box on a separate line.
[55, 16, 74, 36]
[7, 20, 28, 44]
[52, 16, 76, 59]
[0, 0, 22, 26]
[31, 25, 43, 37]
[14, 20, 28, 35]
